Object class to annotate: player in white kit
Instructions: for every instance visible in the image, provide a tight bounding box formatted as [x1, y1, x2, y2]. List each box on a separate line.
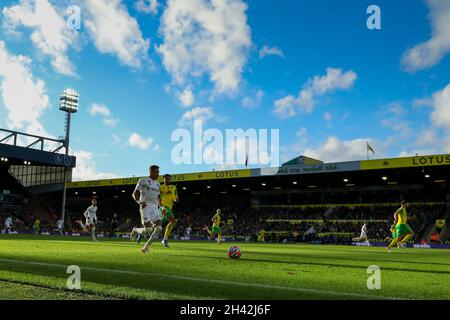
[352, 222, 370, 246]
[2, 216, 13, 234]
[56, 219, 64, 235]
[75, 198, 98, 241]
[130, 165, 163, 254]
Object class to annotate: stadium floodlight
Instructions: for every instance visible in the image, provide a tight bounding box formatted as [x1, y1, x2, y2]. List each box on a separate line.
[60, 88, 79, 113]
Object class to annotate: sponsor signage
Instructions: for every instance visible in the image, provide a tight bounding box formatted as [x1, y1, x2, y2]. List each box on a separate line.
[67, 169, 251, 189]
[361, 154, 450, 170]
[259, 161, 360, 176]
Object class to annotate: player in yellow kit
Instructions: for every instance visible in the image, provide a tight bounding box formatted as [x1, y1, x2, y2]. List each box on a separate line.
[160, 174, 179, 248]
[386, 200, 414, 253]
[203, 209, 222, 244]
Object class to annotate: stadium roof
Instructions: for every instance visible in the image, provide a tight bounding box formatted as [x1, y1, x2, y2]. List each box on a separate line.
[0, 128, 76, 168]
[67, 153, 450, 189]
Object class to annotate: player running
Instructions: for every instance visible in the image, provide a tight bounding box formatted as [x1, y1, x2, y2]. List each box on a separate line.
[129, 165, 163, 254]
[56, 219, 64, 235]
[159, 174, 179, 248]
[203, 209, 222, 244]
[75, 198, 98, 242]
[384, 224, 402, 248]
[386, 201, 414, 253]
[352, 222, 370, 246]
[2, 216, 13, 234]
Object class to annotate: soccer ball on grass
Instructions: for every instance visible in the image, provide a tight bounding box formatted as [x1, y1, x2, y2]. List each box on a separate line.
[228, 245, 241, 259]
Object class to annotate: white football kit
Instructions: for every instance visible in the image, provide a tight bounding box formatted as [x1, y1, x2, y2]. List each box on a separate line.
[135, 178, 161, 225]
[360, 224, 368, 238]
[5, 217, 12, 228]
[84, 205, 97, 225]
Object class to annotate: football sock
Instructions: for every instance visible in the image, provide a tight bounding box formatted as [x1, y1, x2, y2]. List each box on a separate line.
[388, 238, 399, 248]
[143, 226, 162, 250]
[400, 233, 413, 243]
[164, 221, 177, 240]
[91, 227, 96, 241]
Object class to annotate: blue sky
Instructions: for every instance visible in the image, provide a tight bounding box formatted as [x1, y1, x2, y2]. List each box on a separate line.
[0, 0, 449, 180]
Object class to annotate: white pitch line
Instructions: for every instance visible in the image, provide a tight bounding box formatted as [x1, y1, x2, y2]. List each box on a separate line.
[0, 258, 406, 300]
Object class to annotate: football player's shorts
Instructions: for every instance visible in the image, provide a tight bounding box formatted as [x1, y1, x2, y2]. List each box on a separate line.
[140, 204, 161, 225]
[161, 206, 175, 224]
[85, 217, 95, 226]
[396, 224, 413, 238]
[211, 226, 221, 234]
[360, 232, 367, 239]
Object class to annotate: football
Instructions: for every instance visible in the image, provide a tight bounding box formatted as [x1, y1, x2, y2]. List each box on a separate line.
[228, 245, 241, 259]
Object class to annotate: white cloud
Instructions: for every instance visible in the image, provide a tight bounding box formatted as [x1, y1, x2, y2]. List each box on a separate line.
[323, 112, 332, 122]
[401, 0, 450, 72]
[72, 150, 117, 181]
[129, 133, 154, 150]
[178, 88, 195, 107]
[274, 95, 297, 119]
[274, 68, 357, 118]
[0, 41, 50, 136]
[178, 107, 215, 127]
[135, 0, 159, 15]
[430, 83, 450, 131]
[2, 0, 78, 76]
[242, 89, 264, 108]
[157, 0, 252, 94]
[303, 136, 379, 162]
[259, 45, 284, 59]
[88, 103, 118, 127]
[88, 103, 111, 117]
[84, 0, 150, 69]
[379, 103, 412, 138]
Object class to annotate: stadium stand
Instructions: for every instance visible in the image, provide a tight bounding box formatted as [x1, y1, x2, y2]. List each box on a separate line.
[2, 151, 450, 246]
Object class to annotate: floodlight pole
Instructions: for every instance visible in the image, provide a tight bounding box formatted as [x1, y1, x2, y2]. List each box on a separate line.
[60, 113, 70, 234]
[59, 89, 79, 234]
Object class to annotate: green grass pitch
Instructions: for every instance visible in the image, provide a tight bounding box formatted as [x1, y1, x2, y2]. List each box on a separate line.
[1, 235, 449, 300]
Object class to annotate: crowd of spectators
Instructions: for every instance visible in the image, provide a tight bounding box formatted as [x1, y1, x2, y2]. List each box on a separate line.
[2, 198, 447, 244]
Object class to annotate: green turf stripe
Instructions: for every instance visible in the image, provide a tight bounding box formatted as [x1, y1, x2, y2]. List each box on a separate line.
[0, 258, 407, 300]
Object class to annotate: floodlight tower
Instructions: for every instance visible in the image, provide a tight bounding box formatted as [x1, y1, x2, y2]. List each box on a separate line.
[60, 88, 79, 233]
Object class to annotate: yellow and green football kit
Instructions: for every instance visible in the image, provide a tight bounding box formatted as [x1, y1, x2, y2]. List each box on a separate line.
[160, 184, 178, 241]
[211, 214, 221, 234]
[395, 207, 413, 238]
